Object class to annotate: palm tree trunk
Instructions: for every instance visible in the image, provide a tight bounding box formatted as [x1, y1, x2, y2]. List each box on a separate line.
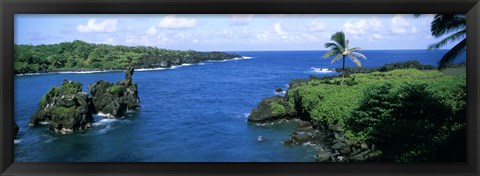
[341, 56, 345, 85]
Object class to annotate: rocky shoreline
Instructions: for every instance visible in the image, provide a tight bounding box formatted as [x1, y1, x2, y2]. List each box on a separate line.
[28, 67, 140, 134]
[248, 95, 381, 162]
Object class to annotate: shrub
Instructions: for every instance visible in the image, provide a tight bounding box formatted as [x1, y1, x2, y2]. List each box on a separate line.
[107, 85, 125, 95]
[270, 102, 286, 116]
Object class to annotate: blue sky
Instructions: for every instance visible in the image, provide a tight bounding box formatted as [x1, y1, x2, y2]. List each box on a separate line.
[15, 14, 457, 51]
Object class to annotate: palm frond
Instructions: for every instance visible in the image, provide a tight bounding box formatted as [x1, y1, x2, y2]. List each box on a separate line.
[351, 52, 367, 60]
[325, 42, 342, 50]
[323, 50, 339, 59]
[348, 54, 362, 67]
[331, 32, 346, 49]
[438, 38, 466, 69]
[349, 47, 362, 52]
[428, 29, 466, 49]
[431, 14, 466, 37]
[330, 54, 342, 64]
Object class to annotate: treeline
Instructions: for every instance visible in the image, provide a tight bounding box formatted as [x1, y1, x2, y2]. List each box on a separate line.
[335, 60, 436, 75]
[14, 40, 241, 74]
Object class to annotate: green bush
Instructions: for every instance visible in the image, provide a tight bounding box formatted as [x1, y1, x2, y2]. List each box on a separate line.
[344, 74, 466, 162]
[107, 85, 125, 95]
[59, 81, 82, 95]
[285, 67, 466, 162]
[270, 102, 286, 116]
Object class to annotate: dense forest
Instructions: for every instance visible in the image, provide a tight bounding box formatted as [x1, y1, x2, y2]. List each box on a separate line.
[14, 40, 241, 74]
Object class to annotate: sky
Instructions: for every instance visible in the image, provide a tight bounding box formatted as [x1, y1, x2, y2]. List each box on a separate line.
[14, 14, 458, 51]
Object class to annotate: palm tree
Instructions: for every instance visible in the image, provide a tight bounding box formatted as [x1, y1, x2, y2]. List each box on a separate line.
[322, 31, 367, 85]
[427, 14, 466, 69]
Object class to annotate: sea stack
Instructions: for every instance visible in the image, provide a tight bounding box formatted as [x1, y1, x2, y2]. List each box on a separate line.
[29, 80, 95, 133]
[89, 67, 140, 117]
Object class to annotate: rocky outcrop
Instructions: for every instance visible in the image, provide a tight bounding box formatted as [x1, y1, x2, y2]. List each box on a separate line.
[89, 67, 140, 117]
[248, 96, 296, 123]
[283, 121, 381, 162]
[29, 80, 94, 133]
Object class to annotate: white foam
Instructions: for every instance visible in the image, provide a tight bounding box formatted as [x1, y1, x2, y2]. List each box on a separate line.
[242, 56, 253, 59]
[14, 139, 23, 144]
[97, 125, 112, 134]
[257, 136, 264, 142]
[39, 121, 50, 125]
[16, 70, 120, 76]
[302, 142, 318, 147]
[244, 113, 251, 118]
[93, 118, 117, 126]
[57, 70, 116, 74]
[135, 67, 167, 71]
[310, 67, 335, 73]
[15, 73, 45, 76]
[274, 91, 287, 96]
[96, 112, 114, 118]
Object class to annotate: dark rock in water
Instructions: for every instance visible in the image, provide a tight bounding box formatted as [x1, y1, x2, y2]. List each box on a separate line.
[89, 67, 140, 117]
[317, 150, 332, 162]
[14, 121, 19, 138]
[297, 121, 313, 130]
[284, 128, 324, 146]
[248, 96, 296, 123]
[275, 87, 283, 92]
[29, 80, 94, 133]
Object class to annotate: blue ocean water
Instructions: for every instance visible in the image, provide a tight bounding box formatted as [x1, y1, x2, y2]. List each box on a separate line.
[13, 50, 465, 162]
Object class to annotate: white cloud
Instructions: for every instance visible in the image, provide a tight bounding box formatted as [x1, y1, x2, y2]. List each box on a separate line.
[309, 19, 326, 32]
[105, 38, 116, 44]
[273, 23, 288, 36]
[343, 17, 384, 37]
[256, 23, 290, 42]
[158, 15, 196, 29]
[77, 19, 117, 33]
[230, 14, 254, 25]
[342, 17, 389, 41]
[369, 33, 385, 41]
[390, 15, 416, 34]
[146, 26, 157, 35]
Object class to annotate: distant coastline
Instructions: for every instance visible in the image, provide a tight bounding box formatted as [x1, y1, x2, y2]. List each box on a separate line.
[14, 40, 242, 75]
[15, 56, 252, 76]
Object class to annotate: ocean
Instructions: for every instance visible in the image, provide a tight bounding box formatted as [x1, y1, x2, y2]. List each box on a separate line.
[14, 50, 465, 162]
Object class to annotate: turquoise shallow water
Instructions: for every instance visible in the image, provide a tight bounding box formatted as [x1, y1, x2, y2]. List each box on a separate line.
[14, 50, 464, 162]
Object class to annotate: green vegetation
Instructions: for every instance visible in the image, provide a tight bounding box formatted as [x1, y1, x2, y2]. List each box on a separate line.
[286, 67, 466, 162]
[339, 60, 436, 75]
[270, 102, 286, 116]
[322, 31, 367, 85]
[107, 85, 126, 95]
[59, 81, 82, 95]
[39, 87, 60, 108]
[14, 40, 241, 74]
[51, 106, 79, 121]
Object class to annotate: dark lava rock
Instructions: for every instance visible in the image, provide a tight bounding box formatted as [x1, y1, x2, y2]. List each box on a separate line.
[89, 67, 140, 117]
[284, 128, 324, 146]
[297, 121, 313, 130]
[14, 121, 19, 138]
[248, 96, 296, 123]
[275, 87, 283, 92]
[29, 80, 94, 133]
[316, 150, 332, 162]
